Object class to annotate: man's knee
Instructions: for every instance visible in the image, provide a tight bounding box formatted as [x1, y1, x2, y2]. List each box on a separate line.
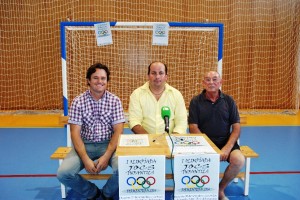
[57, 166, 67, 181]
[111, 154, 118, 172]
[230, 150, 245, 168]
[57, 165, 76, 182]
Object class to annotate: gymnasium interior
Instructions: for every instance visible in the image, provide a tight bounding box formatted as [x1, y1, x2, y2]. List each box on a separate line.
[0, 1, 299, 200]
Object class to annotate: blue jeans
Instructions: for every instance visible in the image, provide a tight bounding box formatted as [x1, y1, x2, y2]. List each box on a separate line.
[57, 140, 118, 198]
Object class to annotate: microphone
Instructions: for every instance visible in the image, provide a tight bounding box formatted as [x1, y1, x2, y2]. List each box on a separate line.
[161, 106, 171, 133]
[152, 106, 171, 143]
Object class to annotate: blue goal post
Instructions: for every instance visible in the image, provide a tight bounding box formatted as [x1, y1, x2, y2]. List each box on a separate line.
[60, 21, 224, 116]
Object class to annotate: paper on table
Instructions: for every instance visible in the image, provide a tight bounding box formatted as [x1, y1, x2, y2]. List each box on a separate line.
[166, 135, 216, 154]
[119, 134, 149, 146]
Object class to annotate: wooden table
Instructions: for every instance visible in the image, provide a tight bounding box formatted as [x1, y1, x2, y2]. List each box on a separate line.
[116, 133, 221, 157]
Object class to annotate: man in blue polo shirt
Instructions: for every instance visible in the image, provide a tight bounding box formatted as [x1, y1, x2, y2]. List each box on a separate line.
[188, 71, 245, 200]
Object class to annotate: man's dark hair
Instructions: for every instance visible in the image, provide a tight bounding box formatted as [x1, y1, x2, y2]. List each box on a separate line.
[86, 63, 110, 85]
[147, 61, 168, 75]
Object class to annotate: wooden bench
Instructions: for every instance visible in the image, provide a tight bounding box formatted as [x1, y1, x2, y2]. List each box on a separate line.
[52, 115, 258, 198]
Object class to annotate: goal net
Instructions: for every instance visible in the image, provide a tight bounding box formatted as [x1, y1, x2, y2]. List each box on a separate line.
[62, 22, 223, 115]
[1, 1, 299, 116]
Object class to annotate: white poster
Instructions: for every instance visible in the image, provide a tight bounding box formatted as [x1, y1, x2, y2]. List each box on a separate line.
[119, 134, 149, 146]
[174, 154, 220, 200]
[94, 22, 113, 46]
[166, 135, 217, 155]
[152, 23, 169, 46]
[119, 155, 165, 200]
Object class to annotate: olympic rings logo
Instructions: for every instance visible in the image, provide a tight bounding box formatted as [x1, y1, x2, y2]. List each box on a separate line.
[127, 176, 156, 189]
[98, 30, 109, 36]
[155, 30, 165, 35]
[181, 175, 210, 188]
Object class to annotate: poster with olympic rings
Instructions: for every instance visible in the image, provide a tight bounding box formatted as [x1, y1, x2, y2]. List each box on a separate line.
[152, 23, 169, 46]
[174, 154, 220, 200]
[94, 22, 113, 46]
[119, 155, 165, 200]
[166, 135, 217, 155]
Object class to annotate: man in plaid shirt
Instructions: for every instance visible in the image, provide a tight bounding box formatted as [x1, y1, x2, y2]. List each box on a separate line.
[57, 63, 125, 200]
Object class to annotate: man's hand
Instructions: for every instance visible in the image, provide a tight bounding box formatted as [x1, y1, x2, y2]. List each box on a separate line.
[95, 154, 110, 173]
[83, 158, 98, 174]
[220, 146, 231, 161]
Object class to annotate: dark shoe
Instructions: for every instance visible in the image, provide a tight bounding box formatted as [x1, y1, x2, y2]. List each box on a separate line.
[99, 190, 114, 200]
[87, 187, 101, 200]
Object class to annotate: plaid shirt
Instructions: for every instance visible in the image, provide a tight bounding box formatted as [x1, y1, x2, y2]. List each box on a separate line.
[68, 90, 125, 142]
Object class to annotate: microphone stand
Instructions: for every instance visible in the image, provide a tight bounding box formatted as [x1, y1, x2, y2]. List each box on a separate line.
[152, 114, 176, 189]
[165, 128, 176, 191]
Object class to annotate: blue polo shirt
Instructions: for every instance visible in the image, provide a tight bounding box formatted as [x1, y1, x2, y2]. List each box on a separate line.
[188, 90, 240, 143]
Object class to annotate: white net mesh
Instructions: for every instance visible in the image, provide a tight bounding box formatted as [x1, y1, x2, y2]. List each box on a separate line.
[0, 1, 299, 114]
[65, 24, 220, 111]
